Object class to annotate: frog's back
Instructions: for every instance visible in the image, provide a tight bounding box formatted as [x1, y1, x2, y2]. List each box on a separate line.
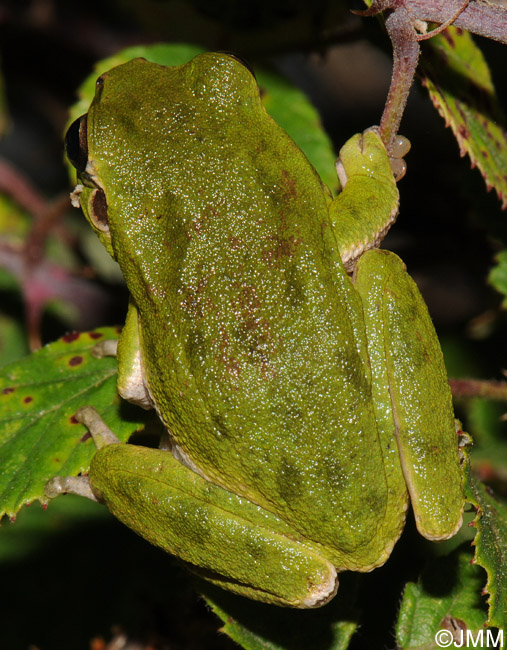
[96, 54, 389, 561]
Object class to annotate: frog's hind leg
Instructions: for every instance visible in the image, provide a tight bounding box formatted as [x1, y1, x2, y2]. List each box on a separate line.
[353, 249, 464, 541]
[89, 443, 338, 608]
[46, 407, 337, 607]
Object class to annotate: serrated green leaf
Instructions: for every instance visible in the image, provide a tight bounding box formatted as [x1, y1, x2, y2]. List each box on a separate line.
[420, 27, 507, 209]
[489, 249, 507, 307]
[0, 494, 107, 563]
[465, 465, 507, 631]
[0, 313, 28, 368]
[0, 327, 148, 519]
[67, 43, 337, 191]
[202, 577, 359, 650]
[396, 548, 489, 649]
[466, 397, 507, 488]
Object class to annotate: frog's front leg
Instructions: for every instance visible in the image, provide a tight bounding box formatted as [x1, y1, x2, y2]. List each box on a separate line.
[330, 129, 401, 272]
[85, 299, 153, 409]
[45, 409, 337, 608]
[115, 299, 153, 409]
[45, 406, 122, 502]
[353, 249, 464, 540]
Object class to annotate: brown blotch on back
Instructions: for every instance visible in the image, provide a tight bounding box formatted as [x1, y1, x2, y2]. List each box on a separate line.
[69, 356, 84, 367]
[180, 275, 214, 320]
[229, 235, 243, 250]
[280, 170, 298, 200]
[262, 234, 301, 266]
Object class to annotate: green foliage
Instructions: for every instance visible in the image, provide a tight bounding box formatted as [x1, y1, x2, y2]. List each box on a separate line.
[396, 548, 488, 649]
[0, 328, 148, 519]
[421, 27, 507, 209]
[204, 584, 359, 650]
[0, 8, 506, 650]
[489, 250, 507, 307]
[465, 465, 507, 630]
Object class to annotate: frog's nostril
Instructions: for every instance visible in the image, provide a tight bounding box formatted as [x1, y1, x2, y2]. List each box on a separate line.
[65, 114, 89, 173]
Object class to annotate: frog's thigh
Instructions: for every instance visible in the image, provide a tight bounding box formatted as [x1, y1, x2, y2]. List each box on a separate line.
[116, 298, 152, 408]
[90, 444, 337, 608]
[353, 250, 464, 541]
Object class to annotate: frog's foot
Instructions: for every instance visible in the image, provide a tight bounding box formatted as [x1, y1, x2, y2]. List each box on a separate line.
[336, 127, 410, 186]
[44, 407, 119, 505]
[191, 561, 338, 608]
[387, 133, 411, 181]
[91, 338, 118, 358]
[91, 443, 339, 608]
[45, 475, 98, 502]
[75, 406, 122, 448]
[332, 129, 400, 272]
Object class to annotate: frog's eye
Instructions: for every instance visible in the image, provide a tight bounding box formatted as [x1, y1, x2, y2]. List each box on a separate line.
[219, 52, 256, 79]
[65, 114, 88, 173]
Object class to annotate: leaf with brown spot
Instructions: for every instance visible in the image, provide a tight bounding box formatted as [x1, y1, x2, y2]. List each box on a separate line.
[395, 548, 490, 648]
[464, 464, 507, 630]
[420, 27, 507, 208]
[0, 327, 150, 519]
[62, 332, 81, 343]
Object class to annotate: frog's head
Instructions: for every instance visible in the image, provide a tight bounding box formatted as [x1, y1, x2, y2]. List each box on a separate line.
[65, 53, 261, 262]
[65, 106, 115, 259]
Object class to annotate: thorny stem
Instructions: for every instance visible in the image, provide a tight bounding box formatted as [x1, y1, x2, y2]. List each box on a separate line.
[409, 0, 507, 44]
[358, 0, 507, 150]
[0, 158, 75, 349]
[415, 0, 469, 41]
[380, 7, 421, 150]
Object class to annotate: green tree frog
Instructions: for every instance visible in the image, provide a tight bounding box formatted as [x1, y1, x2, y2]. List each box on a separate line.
[47, 52, 464, 608]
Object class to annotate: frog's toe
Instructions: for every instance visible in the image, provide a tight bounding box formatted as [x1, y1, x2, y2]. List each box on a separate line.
[301, 564, 338, 608]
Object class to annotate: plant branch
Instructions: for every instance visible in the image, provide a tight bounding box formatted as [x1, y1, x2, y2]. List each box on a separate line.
[410, 0, 507, 44]
[380, 7, 421, 149]
[358, 0, 507, 149]
[450, 378, 507, 401]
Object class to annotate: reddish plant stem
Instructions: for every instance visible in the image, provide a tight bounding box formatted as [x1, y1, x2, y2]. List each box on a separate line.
[410, 0, 507, 44]
[450, 378, 507, 401]
[380, 7, 421, 150]
[0, 158, 46, 216]
[359, 0, 507, 149]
